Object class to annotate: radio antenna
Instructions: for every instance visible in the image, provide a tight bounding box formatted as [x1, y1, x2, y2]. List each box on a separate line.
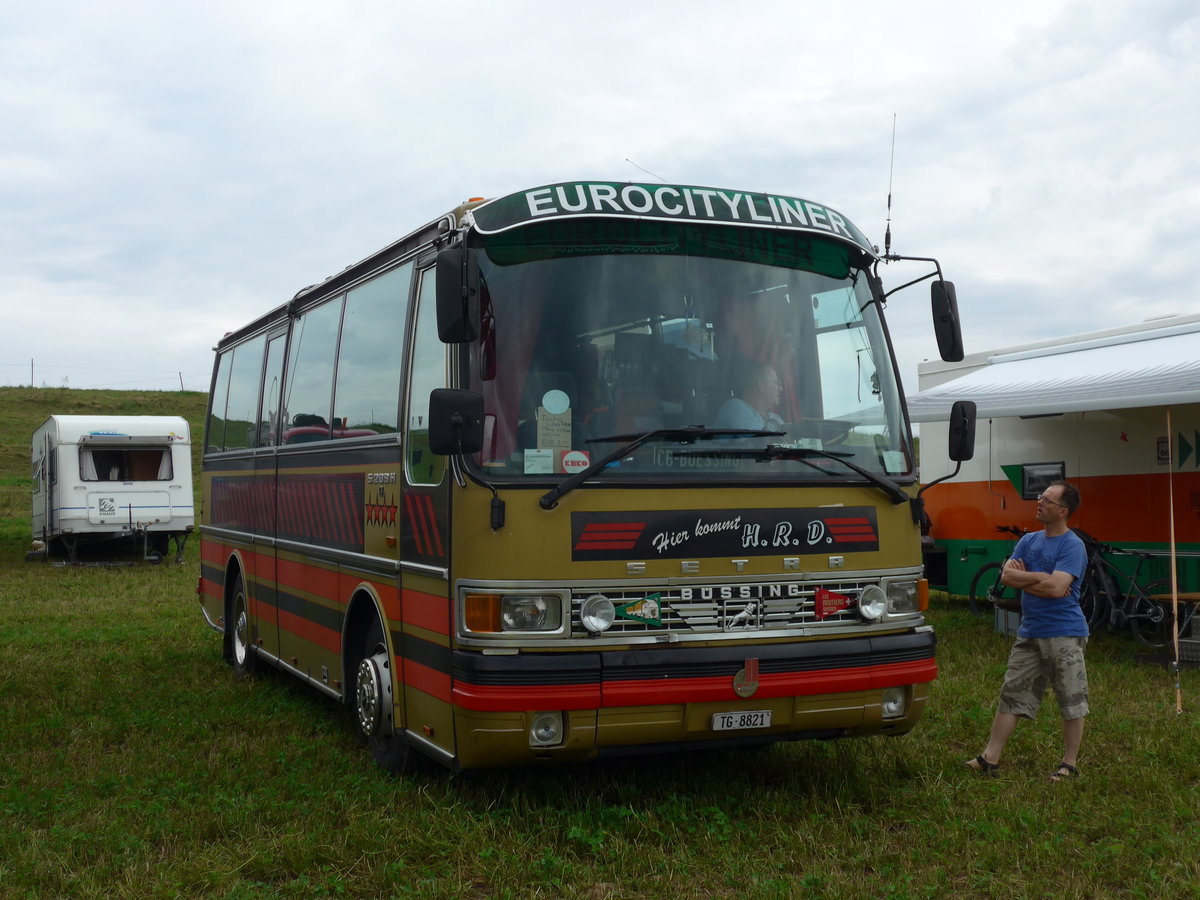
[626, 158, 666, 183]
[884, 114, 896, 256]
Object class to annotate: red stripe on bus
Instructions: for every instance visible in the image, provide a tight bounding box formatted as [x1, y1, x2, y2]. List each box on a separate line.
[402, 588, 451, 636]
[277, 607, 341, 654]
[422, 494, 445, 557]
[404, 658, 452, 702]
[277, 557, 339, 599]
[451, 681, 602, 711]
[403, 493, 428, 554]
[413, 493, 434, 553]
[577, 534, 643, 545]
[602, 660, 937, 706]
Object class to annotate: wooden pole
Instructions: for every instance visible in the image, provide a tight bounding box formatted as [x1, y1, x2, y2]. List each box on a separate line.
[1168, 408, 1182, 715]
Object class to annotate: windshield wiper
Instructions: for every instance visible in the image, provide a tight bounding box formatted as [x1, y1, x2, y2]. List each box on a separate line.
[538, 426, 784, 510]
[673, 443, 909, 505]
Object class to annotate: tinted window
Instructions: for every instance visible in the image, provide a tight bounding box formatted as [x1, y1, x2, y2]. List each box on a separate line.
[205, 351, 233, 453]
[208, 334, 265, 452]
[406, 268, 446, 485]
[332, 263, 413, 439]
[282, 298, 344, 444]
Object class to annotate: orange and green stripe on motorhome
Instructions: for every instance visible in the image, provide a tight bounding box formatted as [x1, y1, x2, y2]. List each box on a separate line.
[924, 471, 1200, 596]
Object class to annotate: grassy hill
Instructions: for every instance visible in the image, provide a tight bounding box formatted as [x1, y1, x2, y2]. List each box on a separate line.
[0, 386, 208, 546]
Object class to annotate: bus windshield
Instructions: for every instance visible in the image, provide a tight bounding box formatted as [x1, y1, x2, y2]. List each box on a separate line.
[464, 226, 911, 484]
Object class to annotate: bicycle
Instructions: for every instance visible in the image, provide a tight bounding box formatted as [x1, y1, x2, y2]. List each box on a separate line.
[967, 525, 1026, 617]
[1081, 542, 1181, 647]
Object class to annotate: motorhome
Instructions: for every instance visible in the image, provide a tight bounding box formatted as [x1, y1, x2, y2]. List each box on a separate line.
[31, 415, 194, 562]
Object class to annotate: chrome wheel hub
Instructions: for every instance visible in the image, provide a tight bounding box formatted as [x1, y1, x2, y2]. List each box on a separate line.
[356, 650, 392, 738]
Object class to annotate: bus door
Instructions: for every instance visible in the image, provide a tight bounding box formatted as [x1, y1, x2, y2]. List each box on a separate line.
[400, 263, 455, 755]
[252, 330, 287, 663]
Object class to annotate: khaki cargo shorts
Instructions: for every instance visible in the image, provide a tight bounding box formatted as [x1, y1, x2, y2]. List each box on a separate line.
[997, 636, 1089, 721]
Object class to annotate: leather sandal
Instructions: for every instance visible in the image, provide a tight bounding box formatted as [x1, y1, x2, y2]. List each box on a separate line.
[1049, 761, 1079, 782]
[966, 754, 1000, 776]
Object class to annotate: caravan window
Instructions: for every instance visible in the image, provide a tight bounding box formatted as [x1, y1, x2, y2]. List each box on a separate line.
[80, 447, 173, 482]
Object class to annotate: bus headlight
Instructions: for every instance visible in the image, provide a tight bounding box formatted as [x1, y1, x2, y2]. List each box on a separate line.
[530, 711, 565, 747]
[858, 585, 887, 621]
[886, 580, 920, 614]
[882, 686, 907, 719]
[501, 595, 558, 631]
[463, 592, 564, 633]
[580, 594, 615, 634]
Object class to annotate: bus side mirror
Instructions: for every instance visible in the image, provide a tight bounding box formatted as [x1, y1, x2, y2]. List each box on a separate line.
[948, 399, 976, 462]
[429, 389, 484, 455]
[436, 247, 480, 343]
[931, 280, 964, 362]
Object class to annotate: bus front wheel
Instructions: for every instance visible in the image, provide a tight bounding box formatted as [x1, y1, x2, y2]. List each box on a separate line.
[352, 617, 410, 773]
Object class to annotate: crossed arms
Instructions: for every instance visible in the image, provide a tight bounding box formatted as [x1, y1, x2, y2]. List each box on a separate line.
[1000, 558, 1076, 599]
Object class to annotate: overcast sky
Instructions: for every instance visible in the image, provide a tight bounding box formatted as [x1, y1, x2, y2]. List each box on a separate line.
[2, 0, 1196, 399]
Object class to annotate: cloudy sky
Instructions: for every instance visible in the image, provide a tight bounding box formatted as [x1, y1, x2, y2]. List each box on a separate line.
[2, 0, 1196, 398]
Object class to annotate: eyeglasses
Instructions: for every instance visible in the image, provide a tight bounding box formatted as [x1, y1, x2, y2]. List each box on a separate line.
[1036, 493, 1068, 509]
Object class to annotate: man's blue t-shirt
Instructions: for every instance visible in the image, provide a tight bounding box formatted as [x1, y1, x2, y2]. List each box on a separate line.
[1010, 529, 1089, 638]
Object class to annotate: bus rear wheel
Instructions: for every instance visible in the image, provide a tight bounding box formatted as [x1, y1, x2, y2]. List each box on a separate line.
[229, 574, 257, 677]
[352, 617, 410, 773]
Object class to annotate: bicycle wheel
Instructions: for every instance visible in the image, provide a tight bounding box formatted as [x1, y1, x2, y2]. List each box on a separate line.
[1128, 579, 1172, 647]
[1079, 564, 1115, 631]
[968, 561, 1017, 618]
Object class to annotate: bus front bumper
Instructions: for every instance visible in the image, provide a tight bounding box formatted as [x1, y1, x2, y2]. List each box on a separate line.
[449, 629, 936, 769]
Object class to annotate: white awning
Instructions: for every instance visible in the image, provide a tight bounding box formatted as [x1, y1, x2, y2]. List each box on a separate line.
[907, 320, 1200, 422]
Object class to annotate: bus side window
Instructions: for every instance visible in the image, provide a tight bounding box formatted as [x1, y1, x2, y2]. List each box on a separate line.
[212, 334, 266, 452]
[406, 267, 447, 486]
[281, 297, 343, 444]
[332, 262, 412, 439]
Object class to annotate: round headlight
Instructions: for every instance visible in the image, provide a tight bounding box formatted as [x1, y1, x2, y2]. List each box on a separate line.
[580, 594, 615, 633]
[530, 711, 564, 747]
[882, 686, 907, 719]
[859, 585, 887, 621]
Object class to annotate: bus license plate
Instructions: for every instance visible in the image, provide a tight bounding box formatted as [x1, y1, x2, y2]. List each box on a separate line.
[711, 710, 772, 731]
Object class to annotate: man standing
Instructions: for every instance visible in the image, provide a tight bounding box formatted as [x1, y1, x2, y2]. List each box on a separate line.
[966, 480, 1089, 781]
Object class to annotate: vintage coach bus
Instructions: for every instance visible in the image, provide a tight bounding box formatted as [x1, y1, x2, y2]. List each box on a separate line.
[198, 180, 974, 772]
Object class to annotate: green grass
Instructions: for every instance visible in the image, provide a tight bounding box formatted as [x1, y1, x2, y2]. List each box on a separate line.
[2, 389, 1199, 898]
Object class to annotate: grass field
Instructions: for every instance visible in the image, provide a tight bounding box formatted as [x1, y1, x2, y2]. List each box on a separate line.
[1, 388, 1198, 899]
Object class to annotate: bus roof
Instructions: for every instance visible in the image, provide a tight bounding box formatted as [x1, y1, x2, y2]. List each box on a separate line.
[468, 181, 876, 257]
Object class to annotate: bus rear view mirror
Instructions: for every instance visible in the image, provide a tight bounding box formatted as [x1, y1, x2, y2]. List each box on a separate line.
[948, 400, 976, 462]
[429, 389, 484, 455]
[436, 247, 480, 343]
[931, 280, 964, 362]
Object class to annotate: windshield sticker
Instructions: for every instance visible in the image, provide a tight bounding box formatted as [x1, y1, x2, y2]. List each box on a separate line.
[524, 449, 555, 474]
[571, 507, 879, 561]
[471, 181, 875, 254]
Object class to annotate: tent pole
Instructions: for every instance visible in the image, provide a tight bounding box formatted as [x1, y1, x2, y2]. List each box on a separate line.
[1168, 408, 1182, 715]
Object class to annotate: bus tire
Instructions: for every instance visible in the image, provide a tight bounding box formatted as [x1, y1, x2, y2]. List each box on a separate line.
[352, 617, 410, 773]
[228, 573, 257, 677]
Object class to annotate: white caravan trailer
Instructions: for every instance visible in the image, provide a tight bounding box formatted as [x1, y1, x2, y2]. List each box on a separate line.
[31, 415, 195, 562]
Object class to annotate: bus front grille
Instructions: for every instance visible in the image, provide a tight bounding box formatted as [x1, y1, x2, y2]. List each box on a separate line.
[571, 581, 864, 636]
